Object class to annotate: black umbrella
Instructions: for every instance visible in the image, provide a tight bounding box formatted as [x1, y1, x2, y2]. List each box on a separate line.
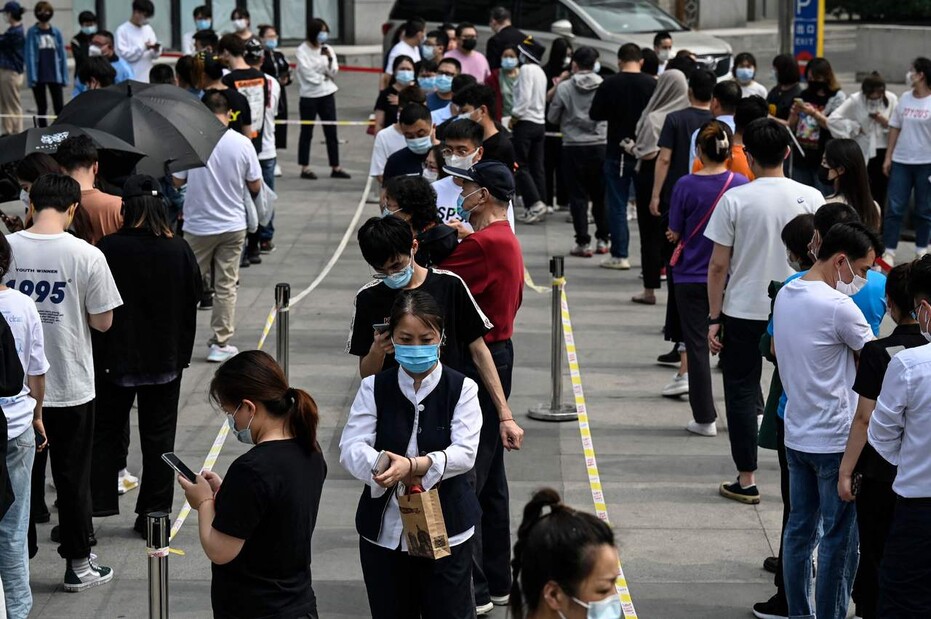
[0, 124, 146, 178]
[53, 80, 227, 177]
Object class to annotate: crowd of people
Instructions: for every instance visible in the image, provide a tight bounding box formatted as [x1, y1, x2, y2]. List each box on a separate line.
[0, 2, 925, 618]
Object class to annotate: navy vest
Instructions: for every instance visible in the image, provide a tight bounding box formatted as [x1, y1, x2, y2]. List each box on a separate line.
[355, 366, 481, 542]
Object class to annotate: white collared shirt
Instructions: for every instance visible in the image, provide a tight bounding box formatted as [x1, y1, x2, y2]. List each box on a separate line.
[339, 362, 482, 550]
[868, 344, 931, 498]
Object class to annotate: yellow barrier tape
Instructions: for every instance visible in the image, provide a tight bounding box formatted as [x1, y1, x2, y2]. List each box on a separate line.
[523, 268, 549, 293]
[560, 284, 637, 618]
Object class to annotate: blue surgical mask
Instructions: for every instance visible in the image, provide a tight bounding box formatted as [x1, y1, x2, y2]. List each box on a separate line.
[735, 67, 755, 83]
[195, 19, 211, 31]
[418, 76, 436, 91]
[225, 403, 254, 445]
[384, 262, 414, 289]
[561, 594, 623, 619]
[392, 341, 441, 373]
[456, 187, 482, 221]
[264, 38, 278, 50]
[396, 69, 415, 84]
[421, 44, 436, 60]
[81, 25, 97, 36]
[317, 31, 329, 45]
[435, 74, 453, 93]
[406, 135, 432, 155]
[501, 57, 518, 70]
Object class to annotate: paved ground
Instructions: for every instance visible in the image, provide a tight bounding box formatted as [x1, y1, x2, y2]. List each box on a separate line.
[12, 68, 901, 618]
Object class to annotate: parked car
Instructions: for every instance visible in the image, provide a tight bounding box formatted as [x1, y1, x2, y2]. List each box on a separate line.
[382, 0, 732, 78]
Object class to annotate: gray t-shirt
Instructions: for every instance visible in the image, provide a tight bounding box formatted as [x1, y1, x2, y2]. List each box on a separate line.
[7, 231, 123, 407]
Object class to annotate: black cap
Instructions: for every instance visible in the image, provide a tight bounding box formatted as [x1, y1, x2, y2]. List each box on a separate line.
[517, 35, 545, 65]
[244, 37, 264, 63]
[122, 174, 162, 199]
[442, 160, 515, 202]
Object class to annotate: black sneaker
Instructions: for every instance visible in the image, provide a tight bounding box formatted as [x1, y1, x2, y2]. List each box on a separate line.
[719, 478, 760, 504]
[763, 556, 778, 574]
[752, 593, 788, 619]
[239, 254, 250, 268]
[656, 344, 679, 367]
[64, 558, 114, 593]
[330, 169, 352, 179]
[199, 295, 213, 311]
[248, 253, 262, 265]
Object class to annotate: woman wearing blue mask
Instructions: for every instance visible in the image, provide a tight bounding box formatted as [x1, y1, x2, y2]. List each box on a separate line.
[340, 289, 482, 619]
[510, 488, 622, 619]
[486, 44, 521, 122]
[296, 17, 350, 180]
[259, 24, 292, 156]
[731, 52, 767, 99]
[179, 349, 326, 619]
[373, 54, 417, 133]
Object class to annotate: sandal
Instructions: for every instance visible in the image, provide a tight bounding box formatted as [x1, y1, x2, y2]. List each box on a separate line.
[631, 294, 656, 305]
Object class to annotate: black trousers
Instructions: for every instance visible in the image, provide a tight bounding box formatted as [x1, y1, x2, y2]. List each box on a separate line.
[90, 376, 182, 520]
[852, 475, 897, 619]
[774, 415, 790, 598]
[360, 537, 475, 619]
[720, 316, 766, 473]
[662, 247, 682, 343]
[673, 283, 716, 424]
[634, 158, 664, 289]
[878, 497, 931, 618]
[42, 401, 95, 560]
[512, 121, 546, 207]
[32, 82, 63, 128]
[563, 144, 609, 246]
[464, 340, 513, 604]
[275, 86, 289, 149]
[868, 149, 888, 216]
[544, 129, 568, 206]
[298, 94, 340, 168]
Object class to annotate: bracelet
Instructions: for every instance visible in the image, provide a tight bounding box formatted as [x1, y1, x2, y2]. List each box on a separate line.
[499, 418, 514, 423]
[195, 497, 214, 510]
[408, 456, 416, 477]
[708, 316, 723, 325]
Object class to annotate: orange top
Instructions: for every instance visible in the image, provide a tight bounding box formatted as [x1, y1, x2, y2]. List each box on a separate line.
[693, 144, 755, 180]
[80, 189, 123, 245]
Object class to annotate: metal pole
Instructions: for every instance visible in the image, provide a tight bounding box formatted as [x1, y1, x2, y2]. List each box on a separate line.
[146, 512, 169, 619]
[779, 0, 794, 55]
[528, 257, 577, 422]
[275, 283, 291, 380]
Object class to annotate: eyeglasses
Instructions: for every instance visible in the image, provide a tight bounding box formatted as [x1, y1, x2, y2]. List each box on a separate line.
[370, 251, 413, 280]
[441, 146, 475, 158]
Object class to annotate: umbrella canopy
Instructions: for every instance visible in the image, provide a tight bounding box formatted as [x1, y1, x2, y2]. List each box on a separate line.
[53, 81, 227, 177]
[0, 124, 146, 178]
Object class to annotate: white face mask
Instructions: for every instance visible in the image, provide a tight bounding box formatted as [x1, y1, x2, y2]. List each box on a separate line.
[88, 44, 103, 57]
[657, 48, 672, 62]
[421, 167, 438, 182]
[233, 18, 248, 32]
[835, 256, 867, 296]
[919, 304, 931, 343]
[866, 98, 884, 114]
[446, 148, 478, 170]
[19, 189, 29, 209]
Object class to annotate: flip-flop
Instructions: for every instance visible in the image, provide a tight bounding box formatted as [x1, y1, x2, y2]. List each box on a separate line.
[631, 295, 656, 305]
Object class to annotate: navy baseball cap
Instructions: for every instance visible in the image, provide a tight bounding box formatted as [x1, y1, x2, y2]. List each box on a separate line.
[443, 160, 515, 202]
[1, 1, 21, 14]
[122, 174, 163, 199]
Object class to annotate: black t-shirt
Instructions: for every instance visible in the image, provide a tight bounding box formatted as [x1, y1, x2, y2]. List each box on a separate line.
[657, 107, 714, 204]
[374, 86, 401, 126]
[222, 68, 270, 151]
[590, 71, 657, 158]
[383, 147, 427, 182]
[482, 129, 515, 171]
[347, 268, 491, 373]
[767, 83, 802, 121]
[204, 88, 251, 136]
[211, 439, 326, 619]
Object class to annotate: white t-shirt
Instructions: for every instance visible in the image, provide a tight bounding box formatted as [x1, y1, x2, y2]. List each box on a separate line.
[259, 73, 281, 161]
[432, 103, 453, 126]
[370, 125, 407, 177]
[774, 278, 873, 453]
[704, 177, 825, 320]
[889, 90, 931, 165]
[0, 288, 49, 438]
[7, 232, 122, 407]
[175, 129, 262, 236]
[740, 81, 768, 99]
[385, 40, 421, 74]
[114, 21, 161, 83]
[431, 175, 516, 232]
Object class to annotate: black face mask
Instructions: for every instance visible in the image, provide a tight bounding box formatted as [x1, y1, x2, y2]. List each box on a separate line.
[817, 166, 833, 185]
[461, 38, 477, 52]
[36, 11, 52, 22]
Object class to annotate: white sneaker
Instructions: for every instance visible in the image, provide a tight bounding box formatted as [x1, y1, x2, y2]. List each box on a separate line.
[918, 246, 928, 258]
[686, 420, 717, 436]
[274, 163, 282, 177]
[491, 594, 510, 605]
[117, 469, 139, 495]
[595, 239, 610, 254]
[476, 602, 494, 615]
[661, 373, 689, 397]
[570, 244, 593, 258]
[881, 251, 896, 266]
[64, 557, 114, 593]
[207, 344, 239, 363]
[600, 257, 631, 270]
[518, 202, 547, 224]
[627, 203, 636, 221]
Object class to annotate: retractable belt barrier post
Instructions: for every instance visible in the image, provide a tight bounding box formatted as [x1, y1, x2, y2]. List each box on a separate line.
[146, 511, 170, 619]
[275, 283, 291, 379]
[528, 256, 577, 421]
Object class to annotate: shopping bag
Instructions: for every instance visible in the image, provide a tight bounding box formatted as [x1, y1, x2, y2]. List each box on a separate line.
[398, 486, 450, 560]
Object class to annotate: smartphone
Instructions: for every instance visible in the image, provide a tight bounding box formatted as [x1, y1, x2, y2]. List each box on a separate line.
[372, 323, 389, 334]
[851, 472, 863, 497]
[162, 452, 198, 484]
[35, 431, 46, 450]
[371, 450, 391, 477]
[793, 97, 804, 105]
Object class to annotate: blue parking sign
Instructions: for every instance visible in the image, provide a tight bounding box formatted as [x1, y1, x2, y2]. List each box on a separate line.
[793, 0, 824, 76]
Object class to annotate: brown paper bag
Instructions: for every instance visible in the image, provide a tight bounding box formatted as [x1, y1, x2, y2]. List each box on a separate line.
[398, 488, 451, 560]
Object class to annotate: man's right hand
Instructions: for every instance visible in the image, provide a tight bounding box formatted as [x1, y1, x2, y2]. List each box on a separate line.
[708, 324, 723, 355]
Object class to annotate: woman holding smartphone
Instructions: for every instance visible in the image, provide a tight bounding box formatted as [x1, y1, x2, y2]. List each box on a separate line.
[179, 350, 326, 619]
[339, 290, 482, 619]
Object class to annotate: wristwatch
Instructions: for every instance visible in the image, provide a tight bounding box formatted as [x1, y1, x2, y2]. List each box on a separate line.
[708, 315, 723, 325]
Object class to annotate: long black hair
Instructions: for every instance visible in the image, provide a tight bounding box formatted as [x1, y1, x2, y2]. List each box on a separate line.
[824, 139, 879, 232]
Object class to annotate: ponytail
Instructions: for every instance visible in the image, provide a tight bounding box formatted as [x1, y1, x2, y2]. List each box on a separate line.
[696, 119, 733, 164]
[509, 488, 614, 618]
[287, 387, 321, 452]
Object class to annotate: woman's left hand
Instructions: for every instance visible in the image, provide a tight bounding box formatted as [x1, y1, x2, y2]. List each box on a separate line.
[179, 474, 214, 509]
[665, 229, 680, 243]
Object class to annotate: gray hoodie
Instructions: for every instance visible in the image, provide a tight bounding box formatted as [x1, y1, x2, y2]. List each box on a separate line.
[546, 71, 607, 145]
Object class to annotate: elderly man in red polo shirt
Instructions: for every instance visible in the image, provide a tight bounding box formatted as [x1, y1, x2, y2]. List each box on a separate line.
[441, 160, 525, 613]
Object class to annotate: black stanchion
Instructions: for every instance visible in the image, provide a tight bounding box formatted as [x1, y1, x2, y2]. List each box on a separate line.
[275, 283, 291, 379]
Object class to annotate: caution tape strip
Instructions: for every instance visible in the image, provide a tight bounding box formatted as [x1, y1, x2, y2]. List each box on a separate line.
[523, 267, 549, 293]
[560, 283, 637, 618]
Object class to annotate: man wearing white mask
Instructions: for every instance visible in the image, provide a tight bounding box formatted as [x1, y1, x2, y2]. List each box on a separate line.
[72, 30, 133, 95]
[654, 31, 673, 74]
[773, 221, 880, 619]
[114, 0, 160, 83]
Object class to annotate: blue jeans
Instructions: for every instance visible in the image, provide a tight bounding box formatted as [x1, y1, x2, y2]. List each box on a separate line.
[883, 161, 931, 250]
[0, 426, 35, 618]
[258, 157, 276, 242]
[604, 154, 634, 258]
[783, 448, 858, 619]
